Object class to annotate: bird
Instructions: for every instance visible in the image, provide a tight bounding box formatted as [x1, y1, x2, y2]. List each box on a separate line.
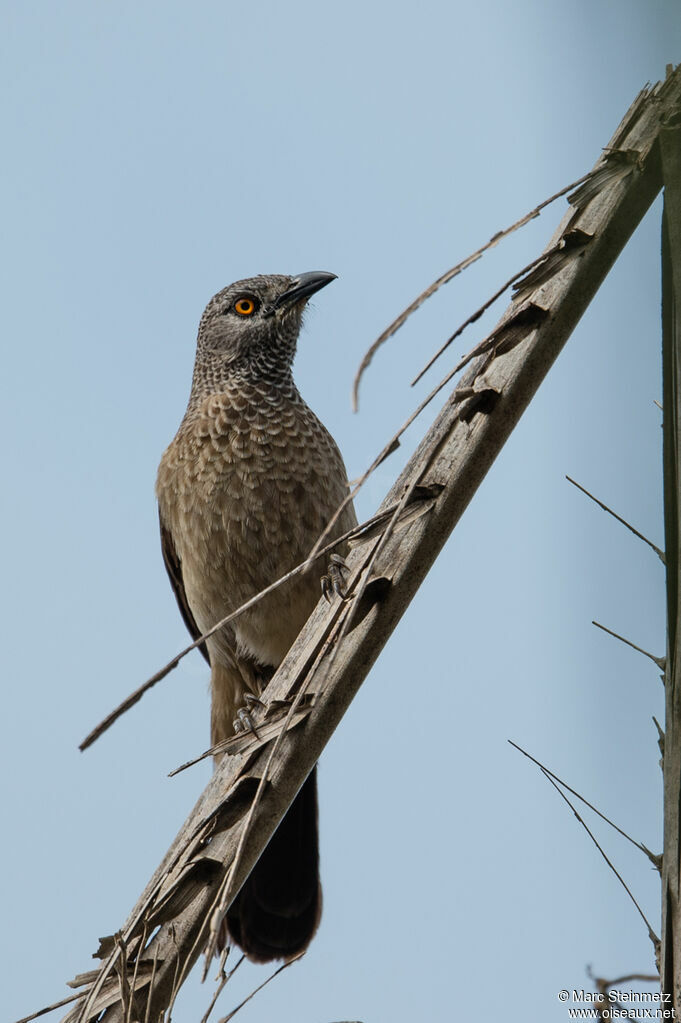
[155, 271, 357, 962]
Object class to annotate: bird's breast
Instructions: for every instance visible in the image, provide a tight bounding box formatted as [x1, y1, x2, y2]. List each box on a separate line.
[156, 389, 355, 666]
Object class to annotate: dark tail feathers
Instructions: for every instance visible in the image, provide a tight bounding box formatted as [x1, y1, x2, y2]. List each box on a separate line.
[226, 768, 321, 962]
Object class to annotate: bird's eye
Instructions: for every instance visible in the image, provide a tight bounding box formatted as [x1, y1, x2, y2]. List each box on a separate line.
[234, 296, 257, 316]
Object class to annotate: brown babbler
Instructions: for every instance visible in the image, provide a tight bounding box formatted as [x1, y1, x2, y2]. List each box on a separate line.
[156, 272, 356, 962]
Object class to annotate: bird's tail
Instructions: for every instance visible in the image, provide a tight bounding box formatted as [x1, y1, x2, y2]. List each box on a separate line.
[226, 768, 321, 962]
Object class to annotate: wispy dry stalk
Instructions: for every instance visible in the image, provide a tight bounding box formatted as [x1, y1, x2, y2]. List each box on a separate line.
[509, 741, 657, 865]
[408, 249, 550, 386]
[566, 474, 665, 562]
[79, 498, 434, 751]
[198, 954, 244, 1023]
[539, 767, 659, 946]
[592, 620, 666, 671]
[351, 144, 646, 410]
[350, 168, 594, 410]
[215, 954, 303, 1023]
[15, 993, 84, 1023]
[25, 68, 679, 1023]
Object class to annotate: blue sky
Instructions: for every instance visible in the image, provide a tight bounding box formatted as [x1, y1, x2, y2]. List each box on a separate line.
[3, 2, 678, 1021]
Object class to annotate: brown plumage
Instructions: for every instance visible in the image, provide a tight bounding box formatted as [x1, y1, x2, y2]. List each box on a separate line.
[156, 272, 356, 962]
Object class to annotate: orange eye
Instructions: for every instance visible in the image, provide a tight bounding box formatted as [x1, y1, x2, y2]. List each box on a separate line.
[234, 297, 256, 316]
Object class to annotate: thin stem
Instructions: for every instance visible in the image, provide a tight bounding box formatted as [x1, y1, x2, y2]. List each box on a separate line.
[566, 475, 665, 562]
[592, 620, 666, 670]
[351, 168, 593, 409]
[508, 740, 657, 864]
[541, 769, 658, 945]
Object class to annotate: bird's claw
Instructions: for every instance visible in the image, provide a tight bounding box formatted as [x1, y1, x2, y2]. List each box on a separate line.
[232, 705, 261, 737]
[321, 553, 351, 602]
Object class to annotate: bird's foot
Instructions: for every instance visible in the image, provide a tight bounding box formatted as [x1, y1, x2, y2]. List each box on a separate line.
[321, 553, 351, 602]
[232, 690, 266, 736]
[232, 706, 263, 737]
[231, 660, 271, 736]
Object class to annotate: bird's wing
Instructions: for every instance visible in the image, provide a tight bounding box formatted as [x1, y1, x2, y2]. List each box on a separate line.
[159, 510, 210, 664]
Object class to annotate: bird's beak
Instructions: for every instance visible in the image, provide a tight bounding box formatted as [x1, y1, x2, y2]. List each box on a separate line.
[273, 271, 337, 311]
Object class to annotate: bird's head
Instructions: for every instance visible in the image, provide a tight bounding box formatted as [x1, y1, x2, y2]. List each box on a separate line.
[193, 271, 336, 389]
